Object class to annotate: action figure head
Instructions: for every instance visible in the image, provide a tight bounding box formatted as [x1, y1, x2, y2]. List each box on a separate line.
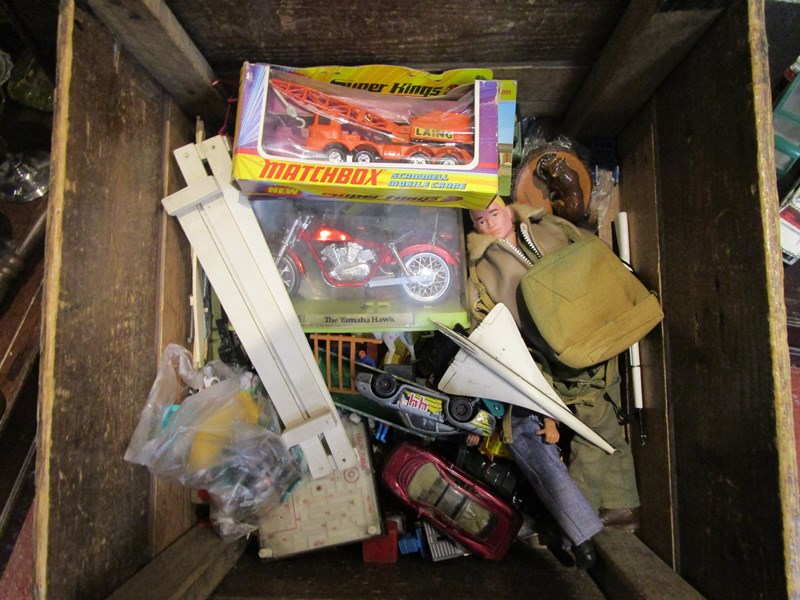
[469, 196, 517, 246]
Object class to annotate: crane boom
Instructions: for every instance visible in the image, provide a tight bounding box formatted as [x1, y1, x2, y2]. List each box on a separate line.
[270, 79, 402, 137]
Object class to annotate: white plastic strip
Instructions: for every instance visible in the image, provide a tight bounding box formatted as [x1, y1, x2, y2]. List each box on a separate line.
[200, 138, 357, 470]
[614, 212, 643, 411]
[164, 138, 357, 477]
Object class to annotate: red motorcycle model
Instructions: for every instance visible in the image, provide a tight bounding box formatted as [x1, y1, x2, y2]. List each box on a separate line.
[272, 213, 458, 304]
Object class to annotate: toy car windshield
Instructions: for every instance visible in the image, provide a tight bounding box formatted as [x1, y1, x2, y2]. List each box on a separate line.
[406, 462, 497, 539]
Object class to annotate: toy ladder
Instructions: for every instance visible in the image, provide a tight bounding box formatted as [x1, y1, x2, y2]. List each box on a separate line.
[162, 135, 357, 478]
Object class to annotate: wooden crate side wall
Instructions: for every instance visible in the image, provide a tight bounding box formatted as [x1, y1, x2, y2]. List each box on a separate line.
[653, 1, 797, 597]
[35, 2, 193, 598]
[163, 0, 628, 74]
[150, 106, 196, 556]
[617, 100, 676, 567]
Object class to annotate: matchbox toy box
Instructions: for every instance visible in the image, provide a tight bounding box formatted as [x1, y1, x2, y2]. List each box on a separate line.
[252, 197, 469, 333]
[232, 63, 501, 209]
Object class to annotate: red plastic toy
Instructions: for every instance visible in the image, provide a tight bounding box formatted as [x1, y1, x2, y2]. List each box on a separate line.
[362, 520, 399, 564]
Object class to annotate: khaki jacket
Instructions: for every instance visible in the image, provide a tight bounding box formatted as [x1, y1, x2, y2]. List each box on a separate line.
[466, 204, 584, 331]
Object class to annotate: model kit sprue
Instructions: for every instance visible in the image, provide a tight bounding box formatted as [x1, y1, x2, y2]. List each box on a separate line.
[267, 77, 475, 166]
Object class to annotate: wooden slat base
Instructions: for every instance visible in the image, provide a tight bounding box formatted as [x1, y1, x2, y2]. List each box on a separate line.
[108, 526, 246, 600]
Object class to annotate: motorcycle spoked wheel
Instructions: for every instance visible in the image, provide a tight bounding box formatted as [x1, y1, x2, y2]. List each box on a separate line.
[401, 252, 452, 303]
[276, 255, 301, 296]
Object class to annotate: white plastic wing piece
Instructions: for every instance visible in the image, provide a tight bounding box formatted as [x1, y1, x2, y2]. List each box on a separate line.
[435, 304, 614, 454]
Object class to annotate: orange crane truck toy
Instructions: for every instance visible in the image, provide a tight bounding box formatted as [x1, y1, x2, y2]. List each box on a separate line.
[266, 76, 475, 166]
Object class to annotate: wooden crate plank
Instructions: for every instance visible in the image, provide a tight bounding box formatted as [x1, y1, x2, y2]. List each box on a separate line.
[85, 0, 226, 124]
[492, 63, 589, 119]
[211, 543, 605, 600]
[108, 525, 246, 600]
[35, 2, 174, 597]
[165, 0, 628, 74]
[617, 101, 677, 567]
[564, 0, 724, 138]
[591, 529, 704, 599]
[78, 0, 640, 123]
[79, 0, 631, 121]
[654, 1, 800, 597]
[151, 101, 196, 557]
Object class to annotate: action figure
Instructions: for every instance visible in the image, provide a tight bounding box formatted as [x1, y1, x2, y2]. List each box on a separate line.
[465, 406, 601, 569]
[467, 196, 640, 533]
[356, 346, 377, 368]
[453, 196, 600, 567]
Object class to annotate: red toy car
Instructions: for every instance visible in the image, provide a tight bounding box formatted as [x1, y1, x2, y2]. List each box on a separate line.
[381, 441, 523, 560]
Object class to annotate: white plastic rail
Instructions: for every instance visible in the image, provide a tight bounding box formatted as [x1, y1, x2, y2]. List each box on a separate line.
[162, 136, 357, 478]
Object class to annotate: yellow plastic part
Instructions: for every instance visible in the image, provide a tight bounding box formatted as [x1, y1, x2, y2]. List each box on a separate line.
[480, 430, 512, 461]
[187, 391, 259, 472]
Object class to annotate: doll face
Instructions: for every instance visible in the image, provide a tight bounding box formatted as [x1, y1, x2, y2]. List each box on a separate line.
[470, 200, 516, 243]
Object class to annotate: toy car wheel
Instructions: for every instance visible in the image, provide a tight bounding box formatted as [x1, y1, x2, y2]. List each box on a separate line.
[354, 150, 376, 163]
[402, 252, 451, 303]
[446, 396, 478, 423]
[371, 373, 399, 399]
[326, 147, 348, 162]
[409, 153, 429, 165]
[440, 155, 460, 166]
[276, 255, 300, 296]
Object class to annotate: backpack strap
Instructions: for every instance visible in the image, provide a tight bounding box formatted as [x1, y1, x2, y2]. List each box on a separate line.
[469, 262, 496, 317]
[538, 213, 585, 244]
[501, 408, 514, 443]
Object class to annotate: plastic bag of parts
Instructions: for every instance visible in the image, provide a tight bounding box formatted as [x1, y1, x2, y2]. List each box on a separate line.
[125, 344, 303, 540]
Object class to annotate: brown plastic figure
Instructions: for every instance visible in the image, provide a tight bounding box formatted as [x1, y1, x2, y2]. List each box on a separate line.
[534, 152, 586, 222]
[512, 148, 592, 223]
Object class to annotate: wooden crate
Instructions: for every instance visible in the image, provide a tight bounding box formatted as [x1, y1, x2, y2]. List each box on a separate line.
[34, 1, 799, 598]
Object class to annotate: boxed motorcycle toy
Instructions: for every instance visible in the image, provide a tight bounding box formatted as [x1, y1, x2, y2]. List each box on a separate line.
[232, 63, 501, 209]
[252, 197, 469, 332]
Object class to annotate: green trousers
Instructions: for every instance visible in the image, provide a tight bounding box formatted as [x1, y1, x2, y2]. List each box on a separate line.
[555, 357, 640, 512]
